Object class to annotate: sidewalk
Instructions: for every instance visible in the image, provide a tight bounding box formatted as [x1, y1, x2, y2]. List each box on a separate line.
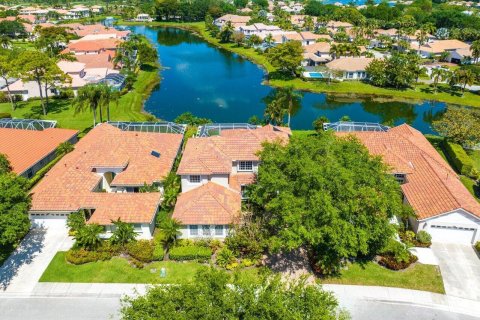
[323, 284, 480, 318]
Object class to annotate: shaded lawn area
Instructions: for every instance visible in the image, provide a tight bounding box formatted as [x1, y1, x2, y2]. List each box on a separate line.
[40, 252, 205, 284]
[320, 262, 445, 294]
[0, 65, 158, 132]
[467, 149, 480, 171]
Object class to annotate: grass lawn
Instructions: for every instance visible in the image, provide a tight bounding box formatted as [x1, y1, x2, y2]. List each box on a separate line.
[320, 262, 445, 294]
[11, 40, 36, 50]
[40, 252, 205, 284]
[467, 149, 480, 171]
[0, 64, 158, 132]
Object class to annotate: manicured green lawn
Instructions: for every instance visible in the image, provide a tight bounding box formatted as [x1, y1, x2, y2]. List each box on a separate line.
[320, 262, 445, 294]
[40, 252, 205, 284]
[0, 65, 158, 132]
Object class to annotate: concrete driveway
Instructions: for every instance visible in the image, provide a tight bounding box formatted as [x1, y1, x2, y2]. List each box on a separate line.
[0, 223, 72, 293]
[431, 243, 480, 301]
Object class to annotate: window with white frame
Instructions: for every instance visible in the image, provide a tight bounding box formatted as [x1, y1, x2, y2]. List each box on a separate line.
[202, 225, 211, 236]
[215, 225, 223, 236]
[238, 161, 253, 172]
[189, 175, 201, 183]
[190, 225, 198, 236]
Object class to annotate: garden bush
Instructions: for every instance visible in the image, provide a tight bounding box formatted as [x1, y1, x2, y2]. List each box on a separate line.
[378, 238, 417, 270]
[169, 246, 212, 262]
[475, 241, 480, 252]
[442, 141, 475, 177]
[126, 240, 154, 262]
[216, 247, 236, 268]
[153, 245, 164, 261]
[0, 112, 11, 119]
[416, 231, 432, 245]
[65, 249, 111, 265]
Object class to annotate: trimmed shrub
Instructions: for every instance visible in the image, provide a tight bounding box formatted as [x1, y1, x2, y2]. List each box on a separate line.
[126, 240, 154, 262]
[416, 231, 432, 245]
[65, 249, 111, 265]
[240, 258, 255, 268]
[153, 245, 164, 261]
[475, 241, 480, 252]
[130, 258, 144, 269]
[442, 141, 475, 177]
[169, 246, 212, 262]
[379, 238, 417, 270]
[378, 254, 418, 270]
[0, 112, 11, 119]
[216, 247, 235, 268]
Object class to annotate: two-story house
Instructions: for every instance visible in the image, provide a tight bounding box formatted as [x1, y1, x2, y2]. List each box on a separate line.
[172, 124, 291, 239]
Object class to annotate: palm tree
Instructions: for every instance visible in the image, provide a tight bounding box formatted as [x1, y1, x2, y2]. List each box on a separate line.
[0, 49, 17, 110]
[455, 69, 475, 95]
[303, 16, 314, 31]
[99, 84, 120, 122]
[219, 21, 235, 43]
[110, 219, 137, 246]
[264, 33, 275, 49]
[0, 36, 12, 49]
[73, 84, 104, 126]
[73, 224, 103, 250]
[471, 40, 480, 63]
[56, 141, 74, 156]
[273, 87, 303, 127]
[160, 218, 181, 250]
[430, 68, 447, 93]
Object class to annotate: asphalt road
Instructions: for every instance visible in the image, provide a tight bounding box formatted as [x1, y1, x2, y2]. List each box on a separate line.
[0, 296, 478, 320]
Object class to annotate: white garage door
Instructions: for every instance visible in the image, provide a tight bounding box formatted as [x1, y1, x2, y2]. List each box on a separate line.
[428, 225, 477, 244]
[30, 213, 68, 230]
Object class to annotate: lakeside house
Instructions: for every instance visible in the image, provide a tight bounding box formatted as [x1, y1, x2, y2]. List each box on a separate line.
[413, 39, 470, 59]
[214, 14, 251, 30]
[325, 57, 374, 80]
[302, 42, 332, 66]
[239, 23, 282, 38]
[173, 124, 291, 239]
[282, 31, 331, 46]
[334, 123, 480, 244]
[0, 119, 78, 178]
[29, 123, 185, 239]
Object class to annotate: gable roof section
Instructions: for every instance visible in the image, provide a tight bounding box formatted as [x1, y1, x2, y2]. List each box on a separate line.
[337, 124, 480, 219]
[0, 127, 78, 175]
[177, 125, 291, 175]
[172, 182, 241, 225]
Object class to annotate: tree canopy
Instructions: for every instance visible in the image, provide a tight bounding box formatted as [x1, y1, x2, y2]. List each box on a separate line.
[249, 132, 406, 274]
[121, 267, 347, 320]
[266, 41, 303, 76]
[433, 107, 480, 148]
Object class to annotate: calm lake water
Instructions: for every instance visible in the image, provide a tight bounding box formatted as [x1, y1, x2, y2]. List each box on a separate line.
[128, 25, 447, 134]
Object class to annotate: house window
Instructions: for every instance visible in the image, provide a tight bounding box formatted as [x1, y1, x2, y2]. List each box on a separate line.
[190, 175, 201, 183]
[238, 161, 253, 172]
[215, 225, 223, 236]
[202, 225, 211, 236]
[190, 225, 198, 236]
[394, 173, 406, 184]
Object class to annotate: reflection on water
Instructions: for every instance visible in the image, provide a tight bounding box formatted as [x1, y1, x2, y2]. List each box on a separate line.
[129, 25, 450, 134]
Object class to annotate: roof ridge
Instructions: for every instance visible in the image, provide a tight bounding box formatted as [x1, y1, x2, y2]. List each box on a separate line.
[205, 182, 239, 215]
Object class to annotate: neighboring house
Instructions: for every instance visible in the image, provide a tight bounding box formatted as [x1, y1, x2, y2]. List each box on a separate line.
[302, 42, 332, 66]
[135, 14, 153, 22]
[64, 7, 91, 19]
[290, 15, 317, 28]
[325, 57, 373, 80]
[63, 38, 122, 55]
[61, 23, 130, 38]
[214, 14, 251, 30]
[325, 20, 353, 32]
[29, 123, 185, 239]
[335, 123, 480, 244]
[449, 47, 473, 64]
[282, 31, 330, 46]
[173, 124, 291, 239]
[239, 23, 282, 38]
[414, 39, 470, 59]
[0, 119, 78, 178]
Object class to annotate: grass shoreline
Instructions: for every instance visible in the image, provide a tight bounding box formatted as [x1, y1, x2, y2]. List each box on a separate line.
[121, 20, 480, 108]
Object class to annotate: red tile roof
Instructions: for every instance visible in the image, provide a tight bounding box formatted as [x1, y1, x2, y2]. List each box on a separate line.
[75, 52, 114, 69]
[30, 124, 183, 224]
[178, 125, 291, 175]
[0, 127, 78, 175]
[67, 38, 122, 53]
[337, 124, 480, 220]
[172, 182, 241, 225]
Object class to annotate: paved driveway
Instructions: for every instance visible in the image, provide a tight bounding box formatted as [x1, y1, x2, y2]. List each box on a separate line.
[431, 243, 480, 301]
[0, 223, 72, 293]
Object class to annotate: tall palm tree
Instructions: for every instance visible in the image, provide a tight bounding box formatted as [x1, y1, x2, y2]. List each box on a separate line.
[73, 224, 103, 250]
[73, 84, 104, 126]
[0, 36, 12, 49]
[455, 69, 475, 95]
[264, 33, 275, 49]
[160, 218, 181, 250]
[471, 40, 480, 63]
[273, 87, 303, 127]
[430, 68, 447, 93]
[99, 84, 120, 122]
[264, 98, 286, 125]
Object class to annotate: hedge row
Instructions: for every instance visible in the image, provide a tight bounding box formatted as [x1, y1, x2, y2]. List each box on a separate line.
[66, 249, 112, 265]
[169, 246, 212, 262]
[442, 140, 474, 177]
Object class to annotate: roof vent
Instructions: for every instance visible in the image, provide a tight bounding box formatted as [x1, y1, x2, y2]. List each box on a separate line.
[151, 150, 160, 158]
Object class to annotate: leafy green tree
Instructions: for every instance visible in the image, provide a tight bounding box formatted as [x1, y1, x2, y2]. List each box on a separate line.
[73, 224, 103, 250]
[110, 219, 137, 246]
[312, 116, 329, 133]
[174, 112, 212, 126]
[433, 107, 480, 147]
[430, 68, 448, 93]
[67, 210, 86, 233]
[249, 133, 404, 274]
[0, 35, 11, 49]
[219, 21, 235, 43]
[0, 49, 17, 110]
[366, 59, 388, 87]
[0, 158, 31, 246]
[159, 217, 181, 249]
[121, 267, 346, 319]
[453, 69, 475, 95]
[266, 41, 303, 76]
[232, 32, 245, 47]
[471, 40, 480, 63]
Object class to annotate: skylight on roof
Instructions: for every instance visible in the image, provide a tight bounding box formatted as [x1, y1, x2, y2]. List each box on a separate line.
[151, 150, 161, 158]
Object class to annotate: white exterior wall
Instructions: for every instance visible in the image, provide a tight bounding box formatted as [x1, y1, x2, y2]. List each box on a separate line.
[231, 161, 259, 174]
[415, 209, 480, 244]
[181, 175, 209, 192]
[102, 221, 154, 239]
[95, 167, 124, 192]
[342, 71, 367, 80]
[210, 174, 229, 188]
[178, 225, 229, 239]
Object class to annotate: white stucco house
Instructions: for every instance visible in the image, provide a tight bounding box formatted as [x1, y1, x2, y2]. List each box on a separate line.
[325, 57, 374, 80]
[172, 124, 291, 239]
[337, 123, 480, 244]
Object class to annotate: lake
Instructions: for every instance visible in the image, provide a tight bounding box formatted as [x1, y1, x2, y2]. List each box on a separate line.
[128, 25, 447, 134]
